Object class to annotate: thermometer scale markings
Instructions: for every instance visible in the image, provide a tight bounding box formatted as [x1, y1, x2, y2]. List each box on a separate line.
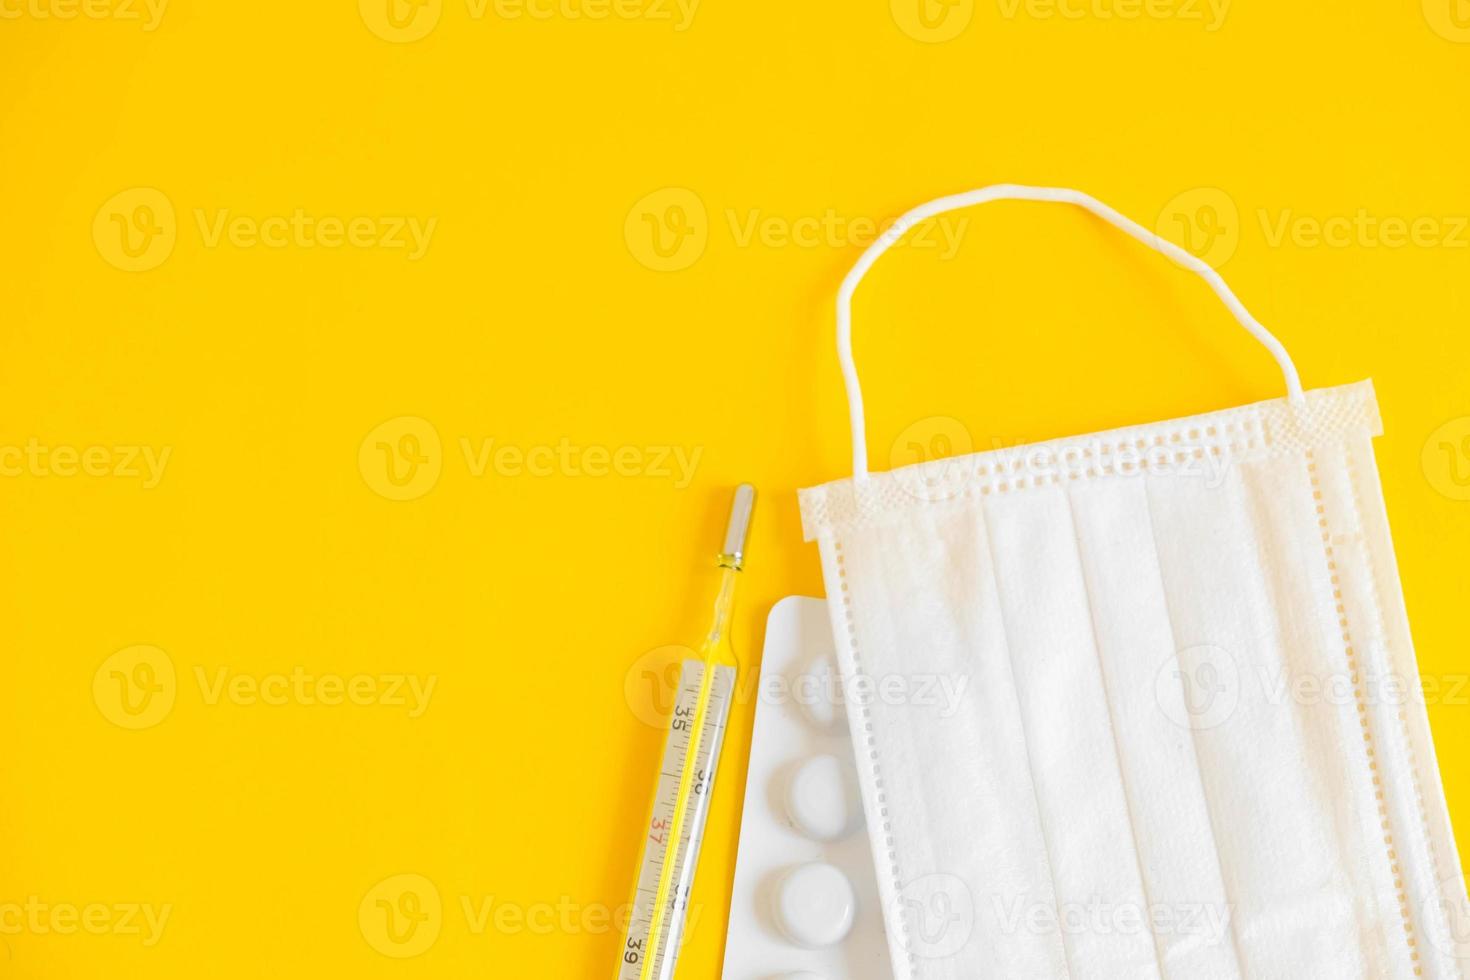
[619, 660, 735, 980]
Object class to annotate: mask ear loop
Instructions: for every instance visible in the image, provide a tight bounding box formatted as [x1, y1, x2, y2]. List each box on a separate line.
[836, 184, 1306, 480]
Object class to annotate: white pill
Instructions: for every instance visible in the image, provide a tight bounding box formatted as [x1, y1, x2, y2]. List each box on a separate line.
[785, 754, 863, 842]
[797, 656, 846, 732]
[773, 863, 856, 948]
[774, 973, 825, 980]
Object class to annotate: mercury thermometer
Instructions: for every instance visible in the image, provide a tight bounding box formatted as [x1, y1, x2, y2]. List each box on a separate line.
[616, 484, 755, 980]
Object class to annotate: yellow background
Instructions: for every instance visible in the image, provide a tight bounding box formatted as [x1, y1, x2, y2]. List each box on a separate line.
[2, 0, 1469, 975]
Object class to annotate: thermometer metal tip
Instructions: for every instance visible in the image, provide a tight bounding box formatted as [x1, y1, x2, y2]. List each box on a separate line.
[720, 484, 756, 568]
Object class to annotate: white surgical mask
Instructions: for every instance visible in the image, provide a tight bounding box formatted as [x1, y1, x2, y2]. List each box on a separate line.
[798, 185, 1469, 979]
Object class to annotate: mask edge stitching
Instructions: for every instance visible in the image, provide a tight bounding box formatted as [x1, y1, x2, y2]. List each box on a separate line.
[831, 537, 920, 979]
[1307, 443, 1426, 976]
[1342, 439, 1466, 980]
[802, 382, 1378, 536]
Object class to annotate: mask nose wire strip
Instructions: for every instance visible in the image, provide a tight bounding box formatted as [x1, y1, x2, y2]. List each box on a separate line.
[835, 183, 1307, 480]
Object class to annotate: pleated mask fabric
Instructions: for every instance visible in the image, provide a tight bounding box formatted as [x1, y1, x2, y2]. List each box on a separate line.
[798, 186, 1470, 980]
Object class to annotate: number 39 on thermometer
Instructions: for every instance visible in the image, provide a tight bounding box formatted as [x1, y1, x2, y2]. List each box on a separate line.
[616, 485, 753, 980]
